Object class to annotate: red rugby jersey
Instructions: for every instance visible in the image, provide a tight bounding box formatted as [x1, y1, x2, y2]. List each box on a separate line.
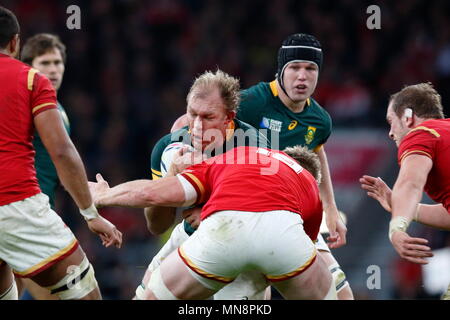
[181, 146, 323, 240]
[398, 119, 450, 213]
[0, 53, 57, 205]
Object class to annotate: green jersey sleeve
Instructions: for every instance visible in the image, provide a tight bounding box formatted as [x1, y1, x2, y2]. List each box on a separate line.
[150, 134, 171, 180]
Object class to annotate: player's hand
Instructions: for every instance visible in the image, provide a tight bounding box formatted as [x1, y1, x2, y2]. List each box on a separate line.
[88, 173, 110, 207]
[390, 231, 433, 264]
[360, 175, 392, 212]
[325, 207, 347, 248]
[87, 216, 123, 249]
[182, 207, 202, 229]
[169, 148, 203, 175]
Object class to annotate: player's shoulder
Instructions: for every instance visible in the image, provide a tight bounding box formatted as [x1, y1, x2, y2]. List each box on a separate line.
[308, 98, 331, 119]
[308, 97, 332, 130]
[152, 127, 191, 157]
[404, 119, 448, 141]
[2, 57, 38, 84]
[240, 82, 271, 105]
[234, 118, 258, 131]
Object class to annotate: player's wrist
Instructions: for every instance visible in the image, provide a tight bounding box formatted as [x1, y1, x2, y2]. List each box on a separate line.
[80, 203, 100, 221]
[388, 216, 410, 241]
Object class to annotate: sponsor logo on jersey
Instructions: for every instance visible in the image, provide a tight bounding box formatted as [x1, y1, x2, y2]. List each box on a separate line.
[288, 120, 298, 130]
[260, 117, 282, 132]
[305, 126, 316, 145]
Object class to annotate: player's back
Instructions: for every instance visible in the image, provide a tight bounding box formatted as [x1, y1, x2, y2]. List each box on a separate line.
[418, 119, 450, 212]
[0, 53, 56, 205]
[192, 146, 323, 239]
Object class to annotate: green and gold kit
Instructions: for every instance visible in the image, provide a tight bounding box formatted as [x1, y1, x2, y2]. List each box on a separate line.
[237, 80, 332, 152]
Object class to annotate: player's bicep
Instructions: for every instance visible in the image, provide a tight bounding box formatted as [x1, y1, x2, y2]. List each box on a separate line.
[176, 175, 198, 207]
[34, 109, 73, 157]
[396, 154, 433, 190]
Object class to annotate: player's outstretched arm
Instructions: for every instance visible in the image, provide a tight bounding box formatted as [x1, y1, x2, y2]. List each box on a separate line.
[360, 175, 450, 230]
[34, 109, 122, 248]
[316, 146, 347, 248]
[90, 174, 188, 209]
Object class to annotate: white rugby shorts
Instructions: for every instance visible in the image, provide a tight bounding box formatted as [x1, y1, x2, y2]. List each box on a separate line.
[178, 210, 317, 290]
[0, 193, 78, 278]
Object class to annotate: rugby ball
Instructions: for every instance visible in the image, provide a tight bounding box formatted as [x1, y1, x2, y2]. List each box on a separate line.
[160, 142, 194, 176]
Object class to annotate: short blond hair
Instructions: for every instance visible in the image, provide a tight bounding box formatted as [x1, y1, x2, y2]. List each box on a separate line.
[283, 146, 322, 183]
[187, 69, 240, 113]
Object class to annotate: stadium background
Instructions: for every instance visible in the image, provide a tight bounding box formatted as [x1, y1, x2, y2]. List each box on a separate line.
[5, 0, 450, 299]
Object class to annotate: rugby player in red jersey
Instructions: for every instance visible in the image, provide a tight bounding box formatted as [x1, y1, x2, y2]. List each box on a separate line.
[360, 83, 450, 299]
[0, 6, 122, 300]
[89, 146, 336, 300]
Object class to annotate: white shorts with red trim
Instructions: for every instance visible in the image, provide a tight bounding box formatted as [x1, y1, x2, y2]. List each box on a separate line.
[315, 234, 331, 253]
[178, 210, 317, 291]
[0, 193, 78, 278]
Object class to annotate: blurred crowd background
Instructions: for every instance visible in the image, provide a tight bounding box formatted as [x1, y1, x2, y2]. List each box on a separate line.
[4, 0, 450, 299]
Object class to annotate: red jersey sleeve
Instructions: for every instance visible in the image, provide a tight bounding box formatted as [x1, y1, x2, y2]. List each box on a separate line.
[398, 127, 440, 165]
[29, 69, 57, 116]
[180, 162, 211, 205]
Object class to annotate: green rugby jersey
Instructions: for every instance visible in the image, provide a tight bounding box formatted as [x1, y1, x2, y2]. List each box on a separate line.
[33, 102, 70, 209]
[150, 119, 269, 235]
[237, 80, 332, 151]
[150, 119, 269, 180]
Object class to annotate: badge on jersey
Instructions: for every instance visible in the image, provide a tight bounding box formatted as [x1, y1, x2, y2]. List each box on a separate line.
[260, 117, 282, 132]
[305, 126, 316, 145]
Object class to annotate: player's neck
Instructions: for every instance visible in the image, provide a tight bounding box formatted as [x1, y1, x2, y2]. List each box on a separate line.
[276, 80, 307, 113]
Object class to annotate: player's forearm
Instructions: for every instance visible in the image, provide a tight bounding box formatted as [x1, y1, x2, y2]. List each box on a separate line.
[416, 204, 450, 230]
[96, 176, 186, 208]
[317, 148, 338, 214]
[391, 180, 422, 222]
[144, 206, 176, 235]
[95, 179, 158, 208]
[50, 141, 93, 209]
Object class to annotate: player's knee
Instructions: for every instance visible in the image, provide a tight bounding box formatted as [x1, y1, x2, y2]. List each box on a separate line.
[45, 256, 98, 300]
[136, 267, 178, 300]
[0, 281, 18, 300]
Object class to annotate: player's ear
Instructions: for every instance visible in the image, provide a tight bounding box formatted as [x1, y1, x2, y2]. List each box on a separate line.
[225, 111, 236, 123]
[404, 107, 415, 128]
[9, 34, 20, 58]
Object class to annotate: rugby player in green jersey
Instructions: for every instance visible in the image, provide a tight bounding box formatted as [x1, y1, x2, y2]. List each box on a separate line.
[141, 70, 273, 300]
[22, 34, 71, 210]
[171, 34, 353, 299]
[237, 34, 352, 299]
[16, 34, 72, 300]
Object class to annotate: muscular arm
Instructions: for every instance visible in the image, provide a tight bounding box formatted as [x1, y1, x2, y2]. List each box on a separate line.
[316, 146, 347, 247]
[34, 109, 92, 209]
[144, 206, 176, 235]
[95, 176, 188, 208]
[416, 204, 450, 230]
[391, 155, 432, 222]
[389, 155, 434, 264]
